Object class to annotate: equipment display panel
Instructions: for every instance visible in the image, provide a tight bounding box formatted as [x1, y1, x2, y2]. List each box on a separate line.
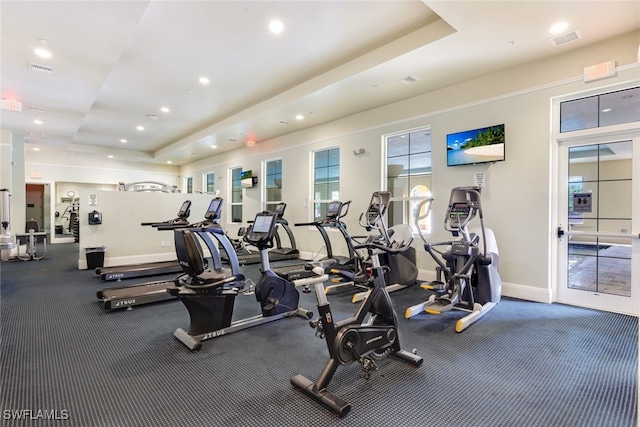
[177, 200, 191, 216]
[205, 198, 223, 220]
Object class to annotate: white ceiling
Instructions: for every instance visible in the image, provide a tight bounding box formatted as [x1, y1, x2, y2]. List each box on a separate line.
[1, 1, 639, 166]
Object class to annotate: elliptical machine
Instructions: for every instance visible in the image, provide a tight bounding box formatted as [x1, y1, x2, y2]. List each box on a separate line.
[291, 191, 423, 417]
[169, 209, 327, 351]
[405, 186, 501, 332]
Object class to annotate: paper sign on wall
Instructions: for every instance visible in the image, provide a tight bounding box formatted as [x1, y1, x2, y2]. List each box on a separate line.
[88, 194, 99, 207]
[474, 172, 486, 188]
[572, 192, 592, 213]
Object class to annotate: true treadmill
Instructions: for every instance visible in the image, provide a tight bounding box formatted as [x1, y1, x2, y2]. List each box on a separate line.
[97, 198, 240, 310]
[228, 203, 299, 266]
[95, 200, 192, 281]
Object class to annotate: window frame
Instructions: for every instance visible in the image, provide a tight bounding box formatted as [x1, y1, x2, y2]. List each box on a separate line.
[383, 126, 433, 234]
[310, 147, 340, 221]
[229, 167, 243, 223]
[263, 158, 283, 212]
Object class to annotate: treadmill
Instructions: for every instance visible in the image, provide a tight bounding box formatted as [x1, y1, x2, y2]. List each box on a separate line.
[97, 198, 239, 310]
[229, 203, 300, 265]
[95, 200, 192, 281]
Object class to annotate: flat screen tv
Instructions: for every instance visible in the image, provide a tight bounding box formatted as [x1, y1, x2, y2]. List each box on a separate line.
[446, 124, 505, 167]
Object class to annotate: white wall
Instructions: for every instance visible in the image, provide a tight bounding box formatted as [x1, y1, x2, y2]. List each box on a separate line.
[76, 191, 214, 269]
[179, 31, 640, 303]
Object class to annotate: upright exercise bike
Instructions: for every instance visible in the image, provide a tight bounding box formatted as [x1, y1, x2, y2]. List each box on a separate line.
[405, 186, 501, 332]
[169, 209, 327, 351]
[291, 191, 423, 417]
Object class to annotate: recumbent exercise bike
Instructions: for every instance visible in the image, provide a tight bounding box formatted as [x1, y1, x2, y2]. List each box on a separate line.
[169, 209, 327, 351]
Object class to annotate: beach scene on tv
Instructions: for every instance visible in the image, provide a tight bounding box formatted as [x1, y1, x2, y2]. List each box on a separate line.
[447, 124, 505, 166]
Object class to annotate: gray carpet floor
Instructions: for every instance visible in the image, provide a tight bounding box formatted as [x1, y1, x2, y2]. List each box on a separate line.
[0, 243, 637, 426]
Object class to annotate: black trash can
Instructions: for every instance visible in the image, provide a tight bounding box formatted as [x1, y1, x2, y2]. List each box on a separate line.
[85, 246, 106, 269]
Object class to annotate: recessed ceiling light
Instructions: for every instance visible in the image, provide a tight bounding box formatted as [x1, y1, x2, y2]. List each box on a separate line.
[166, 160, 172, 164]
[295, 114, 304, 120]
[211, 145, 217, 149]
[33, 147, 40, 151]
[549, 21, 569, 34]
[268, 20, 284, 34]
[198, 76, 210, 85]
[160, 107, 170, 113]
[108, 155, 114, 159]
[34, 40, 51, 59]
[34, 48, 51, 59]
[136, 125, 145, 131]
[33, 119, 43, 125]
[601, 108, 612, 113]
[120, 139, 127, 143]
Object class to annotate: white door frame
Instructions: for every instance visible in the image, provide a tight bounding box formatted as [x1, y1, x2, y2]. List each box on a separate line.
[550, 82, 640, 315]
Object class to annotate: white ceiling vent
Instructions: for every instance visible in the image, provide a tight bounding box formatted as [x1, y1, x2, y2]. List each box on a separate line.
[550, 30, 581, 46]
[400, 75, 421, 85]
[29, 62, 55, 74]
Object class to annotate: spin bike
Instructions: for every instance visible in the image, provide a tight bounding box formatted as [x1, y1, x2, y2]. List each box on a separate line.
[405, 186, 501, 332]
[169, 209, 327, 351]
[291, 192, 423, 417]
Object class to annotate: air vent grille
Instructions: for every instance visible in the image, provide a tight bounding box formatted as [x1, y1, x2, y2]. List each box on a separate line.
[400, 75, 421, 84]
[550, 30, 581, 46]
[29, 62, 55, 74]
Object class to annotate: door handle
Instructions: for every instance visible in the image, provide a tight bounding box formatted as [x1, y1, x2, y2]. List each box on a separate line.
[557, 226, 565, 238]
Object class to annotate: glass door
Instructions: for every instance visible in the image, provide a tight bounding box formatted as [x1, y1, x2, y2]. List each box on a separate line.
[556, 138, 639, 315]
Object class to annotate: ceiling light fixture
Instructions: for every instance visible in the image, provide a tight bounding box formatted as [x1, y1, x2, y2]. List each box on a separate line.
[268, 20, 284, 34]
[120, 139, 127, 143]
[161, 107, 170, 113]
[33, 147, 40, 151]
[601, 108, 612, 113]
[108, 155, 114, 159]
[33, 119, 43, 125]
[136, 125, 145, 131]
[198, 76, 210, 85]
[166, 161, 172, 164]
[295, 114, 304, 120]
[34, 39, 51, 59]
[549, 21, 569, 34]
[211, 145, 217, 149]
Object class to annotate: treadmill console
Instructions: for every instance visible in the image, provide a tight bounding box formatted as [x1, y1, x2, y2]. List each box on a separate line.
[204, 198, 223, 222]
[177, 200, 192, 219]
[244, 212, 278, 245]
[274, 202, 286, 219]
[326, 201, 342, 219]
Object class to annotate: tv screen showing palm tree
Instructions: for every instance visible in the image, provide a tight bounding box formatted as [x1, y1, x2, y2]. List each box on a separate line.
[447, 124, 505, 166]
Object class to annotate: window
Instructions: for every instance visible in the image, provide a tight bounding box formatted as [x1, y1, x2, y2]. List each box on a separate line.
[560, 86, 640, 132]
[230, 167, 243, 222]
[264, 159, 282, 212]
[204, 172, 215, 194]
[312, 147, 339, 220]
[385, 127, 432, 233]
[185, 177, 193, 194]
[568, 176, 584, 224]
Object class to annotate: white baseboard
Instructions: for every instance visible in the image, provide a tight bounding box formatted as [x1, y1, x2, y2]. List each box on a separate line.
[418, 268, 552, 304]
